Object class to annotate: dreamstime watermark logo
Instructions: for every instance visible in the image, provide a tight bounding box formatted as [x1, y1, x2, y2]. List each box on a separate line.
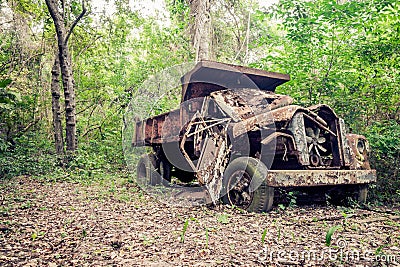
[122, 61, 277, 207]
[258, 239, 399, 265]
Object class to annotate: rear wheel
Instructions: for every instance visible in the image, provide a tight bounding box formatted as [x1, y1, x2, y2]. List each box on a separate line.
[136, 154, 161, 185]
[173, 169, 196, 183]
[221, 157, 274, 213]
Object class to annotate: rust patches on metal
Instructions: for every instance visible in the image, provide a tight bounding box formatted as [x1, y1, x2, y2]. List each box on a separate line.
[347, 133, 371, 170]
[181, 60, 290, 101]
[266, 169, 377, 187]
[338, 118, 352, 167]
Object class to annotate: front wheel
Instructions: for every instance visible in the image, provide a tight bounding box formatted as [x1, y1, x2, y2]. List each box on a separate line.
[221, 157, 274, 213]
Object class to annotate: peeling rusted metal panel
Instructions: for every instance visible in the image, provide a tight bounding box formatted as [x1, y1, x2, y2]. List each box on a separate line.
[210, 89, 294, 120]
[308, 104, 339, 119]
[270, 105, 306, 122]
[270, 104, 337, 124]
[230, 113, 274, 138]
[181, 60, 290, 101]
[338, 118, 352, 166]
[266, 169, 377, 187]
[347, 133, 371, 170]
[288, 113, 310, 165]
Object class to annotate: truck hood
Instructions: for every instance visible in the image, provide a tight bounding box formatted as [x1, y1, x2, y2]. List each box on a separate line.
[270, 104, 339, 123]
[210, 88, 294, 121]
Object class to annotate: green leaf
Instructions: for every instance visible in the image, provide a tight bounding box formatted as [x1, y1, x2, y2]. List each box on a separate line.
[0, 103, 13, 110]
[0, 79, 12, 88]
[31, 232, 38, 241]
[217, 214, 229, 224]
[205, 228, 209, 248]
[326, 225, 341, 246]
[261, 228, 268, 244]
[180, 219, 189, 243]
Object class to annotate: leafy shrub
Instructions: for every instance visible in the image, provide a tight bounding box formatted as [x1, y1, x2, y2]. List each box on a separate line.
[364, 120, 400, 204]
[0, 133, 59, 179]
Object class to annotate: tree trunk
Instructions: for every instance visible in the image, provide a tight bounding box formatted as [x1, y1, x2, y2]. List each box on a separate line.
[45, 0, 85, 153]
[51, 50, 64, 155]
[189, 0, 212, 62]
[59, 40, 77, 152]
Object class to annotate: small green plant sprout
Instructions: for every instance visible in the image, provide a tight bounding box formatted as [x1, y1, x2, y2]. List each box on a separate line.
[375, 244, 389, 255]
[31, 231, 38, 241]
[82, 228, 87, 238]
[261, 228, 268, 244]
[326, 225, 341, 246]
[205, 228, 209, 248]
[341, 210, 349, 219]
[109, 181, 116, 193]
[180, 217, 197, 243]
[142, 235, 152, 246]
[180, 219, 189, 243]
[288, 191, 297, 207]
[31, 231, 45, 241]
[217, 213, 229, 224]
[277, 226, 281, 240]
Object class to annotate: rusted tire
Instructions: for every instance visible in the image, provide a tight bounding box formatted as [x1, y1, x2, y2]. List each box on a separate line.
[137, 154, 161, 186]
[174, 169, 195, 183]
[221, 157, 274, 213]
[158, 158, 171, 183]
[357, 184, 368, 204]
[328, 184, 368, 206]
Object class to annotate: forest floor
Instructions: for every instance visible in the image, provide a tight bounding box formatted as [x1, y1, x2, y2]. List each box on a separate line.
[0, 175, 399, 266]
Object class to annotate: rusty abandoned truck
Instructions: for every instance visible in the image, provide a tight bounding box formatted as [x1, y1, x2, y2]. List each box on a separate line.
[132, 61, 376, 212]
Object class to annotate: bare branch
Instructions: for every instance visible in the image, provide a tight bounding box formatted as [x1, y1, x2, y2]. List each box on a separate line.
[65, 0, 87, 45]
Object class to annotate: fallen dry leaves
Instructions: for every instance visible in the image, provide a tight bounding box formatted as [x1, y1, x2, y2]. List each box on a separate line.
[0, 176, 399, 266]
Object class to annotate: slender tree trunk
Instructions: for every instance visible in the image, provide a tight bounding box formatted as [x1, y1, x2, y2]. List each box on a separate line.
[51, 50, 64, 155]
[45, 0, 85, 153]
[59, 41, 77, 152]
[189, 0, 212, 62]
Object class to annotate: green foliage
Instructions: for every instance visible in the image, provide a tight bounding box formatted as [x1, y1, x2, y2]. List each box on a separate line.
[180, 218, 189, 243]
[1, 0, 190, 182]
[364, 120, 400, 203]
[261, 228, 268, 244]
[0, 79, 18, 110]
[217, 213, 230, 224]
[257, 0, 399, 121]
[0, 133, 59, 179]
[253, 0, 400, 203]
[325, 225, 341, 247]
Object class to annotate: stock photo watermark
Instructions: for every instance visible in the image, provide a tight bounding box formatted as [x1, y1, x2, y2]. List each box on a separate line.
[258, 239, 399, 265]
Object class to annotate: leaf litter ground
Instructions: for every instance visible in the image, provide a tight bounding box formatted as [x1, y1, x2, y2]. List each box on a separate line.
[0, 176, 399, 266]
